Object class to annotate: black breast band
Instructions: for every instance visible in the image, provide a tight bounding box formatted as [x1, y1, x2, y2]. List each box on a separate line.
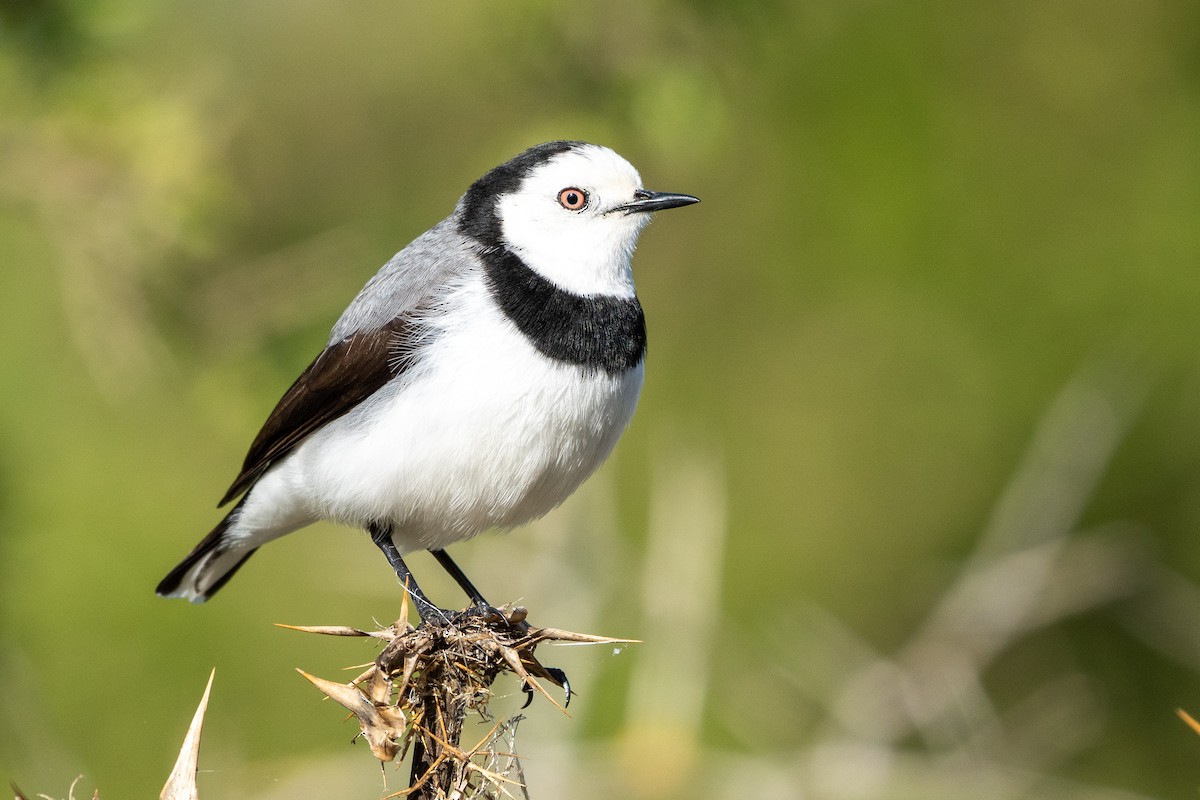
[481, 248, 646, 375]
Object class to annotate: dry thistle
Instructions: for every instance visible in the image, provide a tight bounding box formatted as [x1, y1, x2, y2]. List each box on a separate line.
[284, 598, 635, 799]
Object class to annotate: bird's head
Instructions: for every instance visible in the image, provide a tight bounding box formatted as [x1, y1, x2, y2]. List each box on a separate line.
[458, 141, 699, 297]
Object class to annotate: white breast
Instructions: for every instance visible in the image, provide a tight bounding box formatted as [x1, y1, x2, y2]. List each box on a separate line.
[288, 278, 643, 552]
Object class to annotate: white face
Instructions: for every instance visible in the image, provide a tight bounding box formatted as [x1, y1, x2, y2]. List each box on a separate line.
[494, 144, 653, 298]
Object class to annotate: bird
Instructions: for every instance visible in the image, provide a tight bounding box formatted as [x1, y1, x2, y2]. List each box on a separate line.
[156, 140, 699, 624]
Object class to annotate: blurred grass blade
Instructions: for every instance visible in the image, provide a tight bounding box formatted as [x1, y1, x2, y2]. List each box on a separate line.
[160, 669, 215, 800]
[1177, 708, 1200, 737]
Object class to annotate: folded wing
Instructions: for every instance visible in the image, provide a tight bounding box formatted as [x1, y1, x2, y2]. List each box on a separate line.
[219, 316, 412, 506]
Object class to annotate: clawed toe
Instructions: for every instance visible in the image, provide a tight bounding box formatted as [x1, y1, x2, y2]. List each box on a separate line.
[520, 665, 570, 709]
[545, 666, 571, 708]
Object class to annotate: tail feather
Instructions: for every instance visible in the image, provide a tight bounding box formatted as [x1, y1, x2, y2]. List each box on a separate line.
[157, 500, 258, 603]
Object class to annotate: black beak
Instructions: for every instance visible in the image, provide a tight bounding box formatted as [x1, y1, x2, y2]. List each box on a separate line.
[614, 189, 701, 215]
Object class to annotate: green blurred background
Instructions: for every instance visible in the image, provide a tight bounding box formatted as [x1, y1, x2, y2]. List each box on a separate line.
[4, 1, 1200, 797]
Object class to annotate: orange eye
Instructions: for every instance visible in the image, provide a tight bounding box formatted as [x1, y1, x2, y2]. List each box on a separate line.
[557, 187, 589, 211]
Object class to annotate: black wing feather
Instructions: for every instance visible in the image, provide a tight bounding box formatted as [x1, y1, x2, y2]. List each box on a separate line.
[218, 317, 411, 506]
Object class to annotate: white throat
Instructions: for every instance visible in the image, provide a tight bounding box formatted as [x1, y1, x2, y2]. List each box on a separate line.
[498, 209, 645, 297]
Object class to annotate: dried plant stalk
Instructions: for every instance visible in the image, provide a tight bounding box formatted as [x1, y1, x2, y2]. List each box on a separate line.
[287, 603, 634, 799]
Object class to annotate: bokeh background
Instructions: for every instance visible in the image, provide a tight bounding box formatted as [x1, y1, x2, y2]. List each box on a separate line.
[4, 1, 1200, 797]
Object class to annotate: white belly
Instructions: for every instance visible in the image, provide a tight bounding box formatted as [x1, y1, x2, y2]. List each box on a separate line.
[286, 282, 643, 552]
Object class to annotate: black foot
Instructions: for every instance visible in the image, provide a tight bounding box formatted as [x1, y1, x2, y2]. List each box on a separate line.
[465, 601, 511, 626]
[425, 602, 521, 628]
[547, 667, 572, 707]
[520, 665, 572, 709]
[369, 535, 575, 705]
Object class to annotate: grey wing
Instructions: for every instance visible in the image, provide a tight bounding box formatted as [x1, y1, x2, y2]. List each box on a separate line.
[219, 219, 479, 505]
[329, 219, 475, 341]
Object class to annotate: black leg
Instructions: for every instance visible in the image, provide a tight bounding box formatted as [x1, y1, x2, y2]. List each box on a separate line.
[430, 547, 570, 702]
[368, 523, 447, 624]
[388, 537, 572, 705]
[429, 548, 492, 610]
